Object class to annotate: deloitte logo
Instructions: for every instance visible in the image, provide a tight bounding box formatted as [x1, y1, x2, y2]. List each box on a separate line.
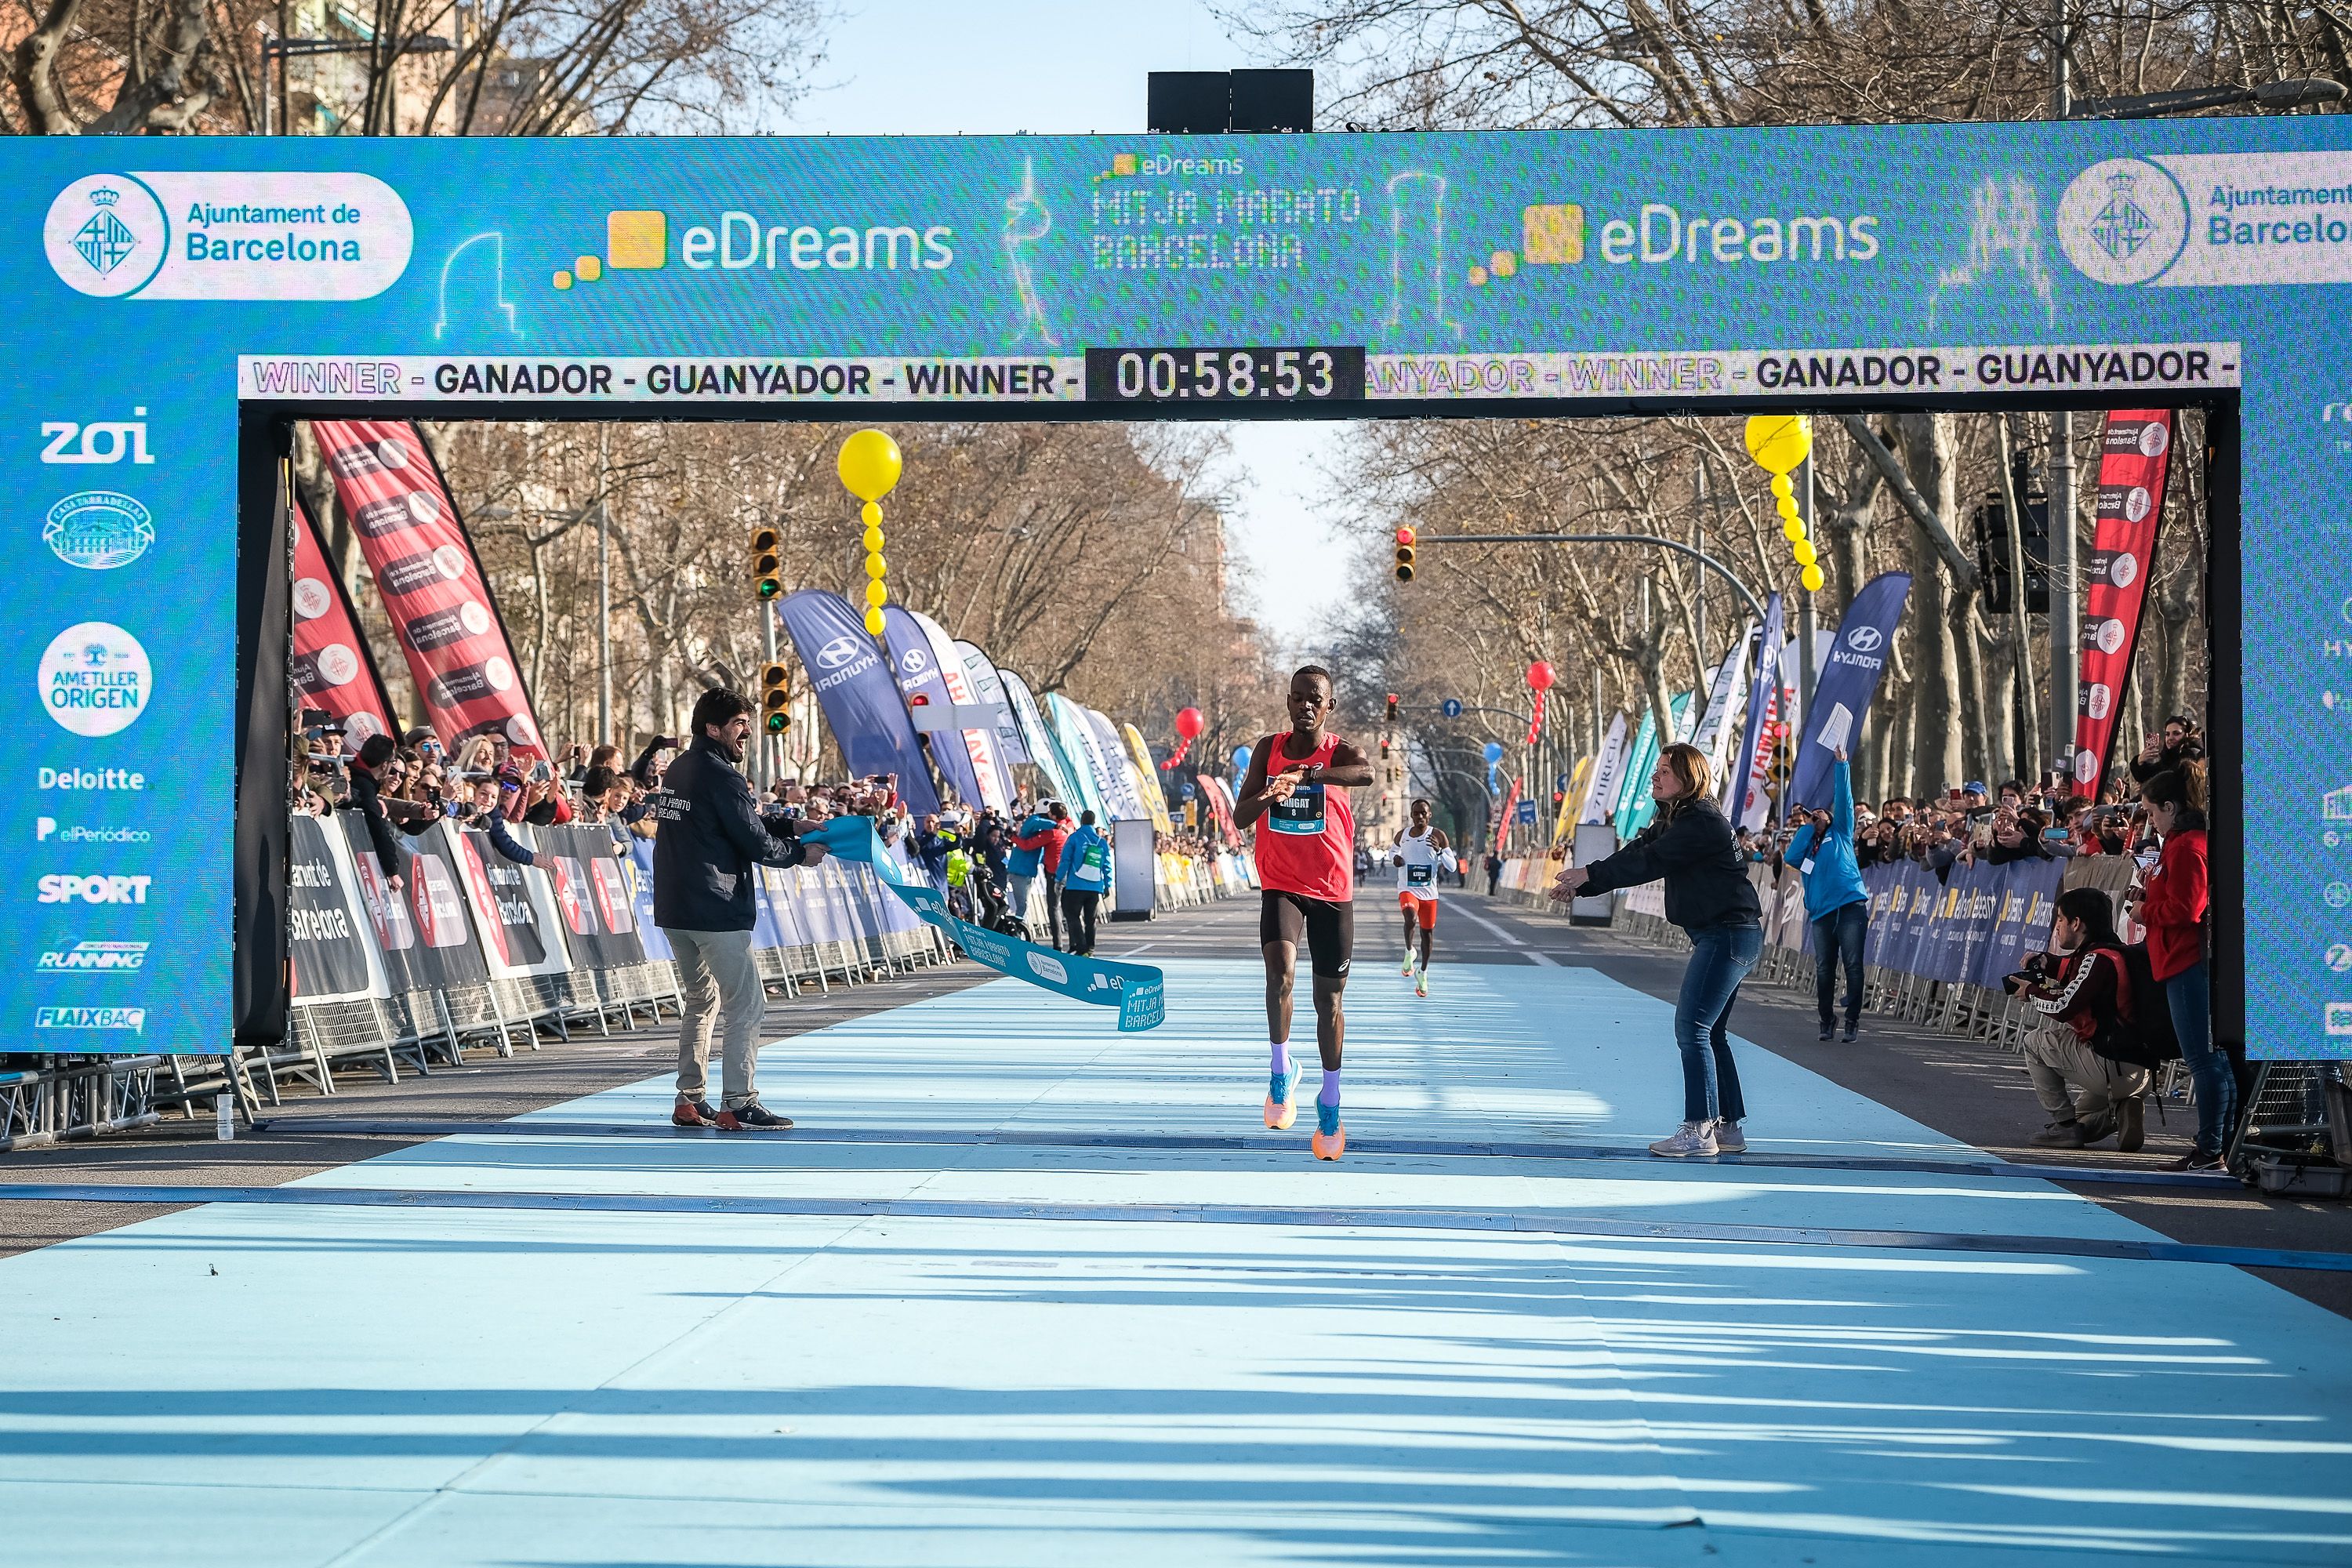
[44, 491, 154, 570]
[2056, 159, 2188, 285]
[44, 176, 167, 298]
[38, 622, 151, 737]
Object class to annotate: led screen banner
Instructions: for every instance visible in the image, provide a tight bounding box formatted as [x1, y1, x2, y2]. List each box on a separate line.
[0, 122, 2343, 1057]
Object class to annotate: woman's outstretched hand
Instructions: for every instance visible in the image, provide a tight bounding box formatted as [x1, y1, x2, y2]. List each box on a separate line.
[1550, 866, 1589, 900]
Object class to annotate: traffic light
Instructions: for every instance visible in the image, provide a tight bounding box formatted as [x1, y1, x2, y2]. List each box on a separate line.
[749, 525, 782, 601]
[1385, 692, 1399, 723]
[760, 662, 792, 735]
[1392, 526, 1417, 583]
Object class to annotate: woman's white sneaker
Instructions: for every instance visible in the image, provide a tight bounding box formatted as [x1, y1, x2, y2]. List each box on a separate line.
[1711, 1120, 1748, 1153]
[1648, 1121, 1720, 1157]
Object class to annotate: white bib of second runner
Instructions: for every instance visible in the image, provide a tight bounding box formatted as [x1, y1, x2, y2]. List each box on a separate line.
[1396, 828, 1440, 896]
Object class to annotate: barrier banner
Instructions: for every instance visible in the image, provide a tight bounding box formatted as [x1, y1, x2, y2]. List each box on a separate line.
[775, 590, 942, 817]
[310, 420, 548, 759]
[342, 815, 491, 991]
[811, 816, 1164, 1029]
[538, 825, 646, 970]
[623, 840, 675, 962]
[1980, 858, 2064, 985]
[291, 498, 399, 746]
[443, 822, 572, 979]
[1732, 591, 1787, 826]
[1789, 571, 1911, 812]
[881, 604, 986, 808]
[289, 815, 383, 1003]
[2072, 410, 2175, 797]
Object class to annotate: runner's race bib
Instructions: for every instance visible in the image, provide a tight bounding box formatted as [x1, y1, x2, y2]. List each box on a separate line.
[1268, 780, 1325, 835]
[1406, 863, 1434, 887]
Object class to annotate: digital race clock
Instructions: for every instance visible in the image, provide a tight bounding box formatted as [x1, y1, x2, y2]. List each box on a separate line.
[1085, 347, 1366, 403]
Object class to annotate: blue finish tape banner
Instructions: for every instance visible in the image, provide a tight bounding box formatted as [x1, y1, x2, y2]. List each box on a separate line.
[808, 817, 1166, 1030]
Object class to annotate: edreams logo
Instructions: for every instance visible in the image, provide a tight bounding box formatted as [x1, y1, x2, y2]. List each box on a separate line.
[45, 491, 153, 570]
[552, 209, 955, 293]
[2057, 158, 2190, 285]
[45, 172, 411, 300]
[37, 940, 149, 973]
[37, 622, 150, 737]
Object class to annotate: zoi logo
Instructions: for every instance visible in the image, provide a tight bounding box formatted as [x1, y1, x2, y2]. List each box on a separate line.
[815, 636, 862, 670]
[2056, 159, 2189, 286]
[37, 622, 151, 737]
[42, 411, 154, 466]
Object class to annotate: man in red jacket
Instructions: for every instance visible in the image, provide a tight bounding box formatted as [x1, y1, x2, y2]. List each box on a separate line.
[1014, 802, 1073, 949]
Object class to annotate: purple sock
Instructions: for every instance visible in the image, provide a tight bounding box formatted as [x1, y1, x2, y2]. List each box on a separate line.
[1270, 1040, 1290, 1075]
[1317, 1067, 1341, 1108]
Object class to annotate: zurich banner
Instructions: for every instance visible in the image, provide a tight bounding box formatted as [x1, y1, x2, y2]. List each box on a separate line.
[809, 816, 1165, 1030]
[1788, 572, 1912, 812]
[776, 590, 941, 817]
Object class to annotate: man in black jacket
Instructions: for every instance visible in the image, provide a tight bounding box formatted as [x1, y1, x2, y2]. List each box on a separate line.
[343, 734, 408, 891]
[651, 689, 827, 1131]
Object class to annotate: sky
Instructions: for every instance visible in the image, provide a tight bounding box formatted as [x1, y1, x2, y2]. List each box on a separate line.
[789, 1, 1365, 650]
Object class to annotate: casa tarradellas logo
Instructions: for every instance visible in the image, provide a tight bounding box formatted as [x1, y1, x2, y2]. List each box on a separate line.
[2056, 158, 2188, 285]
[45, 176, 169, 297]
[44, 490, 154, 570]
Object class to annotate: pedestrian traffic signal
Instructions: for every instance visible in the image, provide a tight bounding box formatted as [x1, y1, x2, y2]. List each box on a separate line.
[1393, 527, 1417, 583]
[760, 662, 792, 734]
[749, 525, 783, 601]
[1385, 692, 1399, 723]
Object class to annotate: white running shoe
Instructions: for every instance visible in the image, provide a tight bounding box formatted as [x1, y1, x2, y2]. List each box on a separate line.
[1648, 1121, 1720, 1158]
[1711, 1120, 1747, 1154]
[1401, 956, 1416, 977]
[1415, 967, 1429, 998]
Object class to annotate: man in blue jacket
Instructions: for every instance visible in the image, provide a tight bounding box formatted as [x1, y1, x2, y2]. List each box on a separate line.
[1784, 746, 1868, 1042]
[1056, 810, 1112, 956]
[650, 688, 827, 1131]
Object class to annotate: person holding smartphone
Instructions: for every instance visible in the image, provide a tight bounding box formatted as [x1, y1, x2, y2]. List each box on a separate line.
[1784, 747, 1867, 1043]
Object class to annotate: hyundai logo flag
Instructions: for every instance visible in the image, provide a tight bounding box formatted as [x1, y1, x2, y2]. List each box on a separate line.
[1788, 571, 1912, 812]
[776, 590, 941, 816]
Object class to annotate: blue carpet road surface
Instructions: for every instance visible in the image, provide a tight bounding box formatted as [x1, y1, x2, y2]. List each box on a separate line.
[2, 960, 2348, 1566]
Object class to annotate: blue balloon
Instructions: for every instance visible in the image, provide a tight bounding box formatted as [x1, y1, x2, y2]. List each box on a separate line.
[1482, 740, 1504, 764]
[1231, 745, 1252, 774]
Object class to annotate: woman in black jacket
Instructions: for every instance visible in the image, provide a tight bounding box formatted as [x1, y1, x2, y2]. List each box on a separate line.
[1551, 742, 1765, 1157]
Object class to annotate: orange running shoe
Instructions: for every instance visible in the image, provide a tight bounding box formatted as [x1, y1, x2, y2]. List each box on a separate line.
[1311, 1102, 1345, 1160]
[1264, 1053, 1299, 1131]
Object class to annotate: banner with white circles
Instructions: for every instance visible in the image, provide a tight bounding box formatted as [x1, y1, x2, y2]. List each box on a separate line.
[291, 497, 396, 746]
[2071, 410, 2174, 798]
[310, 420, 546, 759]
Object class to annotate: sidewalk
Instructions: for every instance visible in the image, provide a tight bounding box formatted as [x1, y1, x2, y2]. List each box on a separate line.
[3, 948, 2350, 1566]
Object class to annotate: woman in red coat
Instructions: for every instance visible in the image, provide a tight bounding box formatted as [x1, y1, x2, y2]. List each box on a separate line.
[2130, 768, 2228, 1170]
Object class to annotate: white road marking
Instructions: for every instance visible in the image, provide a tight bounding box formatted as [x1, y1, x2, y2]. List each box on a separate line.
[1448, 900, 1560, 966]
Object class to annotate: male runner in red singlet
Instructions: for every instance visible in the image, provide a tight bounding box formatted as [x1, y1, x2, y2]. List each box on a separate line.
[1232, 666, 1377, 1160]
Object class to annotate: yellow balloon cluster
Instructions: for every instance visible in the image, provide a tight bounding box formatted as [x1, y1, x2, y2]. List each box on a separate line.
[837, 430, 902, 636]
[1746, 415, 1826, 593]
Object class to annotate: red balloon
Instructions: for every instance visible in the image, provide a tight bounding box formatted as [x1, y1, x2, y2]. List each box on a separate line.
[1526, 661, 1556, 692]
[1174, 706, 1204, 739]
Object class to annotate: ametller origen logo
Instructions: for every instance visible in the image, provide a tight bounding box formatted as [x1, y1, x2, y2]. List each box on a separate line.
[2057, 158, 2190, 285]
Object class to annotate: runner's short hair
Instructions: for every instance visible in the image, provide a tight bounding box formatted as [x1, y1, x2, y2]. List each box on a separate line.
[1292, 664, 1332, 688]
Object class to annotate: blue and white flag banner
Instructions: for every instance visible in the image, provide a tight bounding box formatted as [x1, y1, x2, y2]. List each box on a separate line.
[1788, 571, 1912, 812]
[810, 817, 1167, 1031]
[880, 604, 985, 810]
[1732, 592, 1787, 826]
[777, 591, 942, 817]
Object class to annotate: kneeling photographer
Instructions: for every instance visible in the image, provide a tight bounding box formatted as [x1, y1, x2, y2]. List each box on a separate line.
[2005, 887, 2175, 1152]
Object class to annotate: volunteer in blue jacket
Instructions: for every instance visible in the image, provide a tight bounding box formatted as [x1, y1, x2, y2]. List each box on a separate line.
[651, 688, 827, 1132]
[1008, 802, 1055, 931]
[1784, 746, 1869, 1043]
[1057, 810, 1111, 956]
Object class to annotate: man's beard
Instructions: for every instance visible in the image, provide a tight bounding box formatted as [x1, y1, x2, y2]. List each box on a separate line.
[715, 732, 746, 764]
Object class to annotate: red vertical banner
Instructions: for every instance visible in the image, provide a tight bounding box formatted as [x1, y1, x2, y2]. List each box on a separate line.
[310, 420, 548, 760]
[2071, 410, 2174, 799]
[291, 496, 398, 746]
[1493, 775, 1521, 856]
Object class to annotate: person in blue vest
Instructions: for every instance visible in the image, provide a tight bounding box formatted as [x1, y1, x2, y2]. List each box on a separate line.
[1057, 810, 1112, 956]
[1008, 801, 1056, 935]
[1784, 746, 1869, 1043]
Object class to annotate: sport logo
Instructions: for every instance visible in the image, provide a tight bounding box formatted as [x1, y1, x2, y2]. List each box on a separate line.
[38, 873, 153, 904]
[45, 176, 168, 298]
[2056, 159, 2188, 286]
[44, 491, 154, 570]
[36, 940, 149, 973]
[38, 622, 151, 737]
[815, 635, 862, 670]
[1844, 626, 1885, 653]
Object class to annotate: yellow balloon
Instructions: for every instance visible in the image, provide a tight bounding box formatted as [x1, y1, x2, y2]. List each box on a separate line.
[864, 608, 886, 636]
[1800, 563, 1827, 593]
[865, 553, 888, 579]
[860, 500, 882, 527]
[1769, 472, 1794, 501]
[1775, 494, 1801, 524]
[837, 430, 902, 503]
[1793, 539, 1818, 566]
[1781, 517, 1806, 542]
[862, 525, 884, 552]
[1745, 414, 1813, 476]
[863, 579, 888, 608]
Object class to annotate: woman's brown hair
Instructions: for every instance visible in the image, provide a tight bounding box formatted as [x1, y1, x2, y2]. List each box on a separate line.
[1658, 742, 1713, 815]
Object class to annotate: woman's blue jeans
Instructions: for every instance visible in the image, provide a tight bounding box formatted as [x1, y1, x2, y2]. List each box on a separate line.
[2165, 959, 2234, 1156]
[1677, 922, 1763, 1124]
